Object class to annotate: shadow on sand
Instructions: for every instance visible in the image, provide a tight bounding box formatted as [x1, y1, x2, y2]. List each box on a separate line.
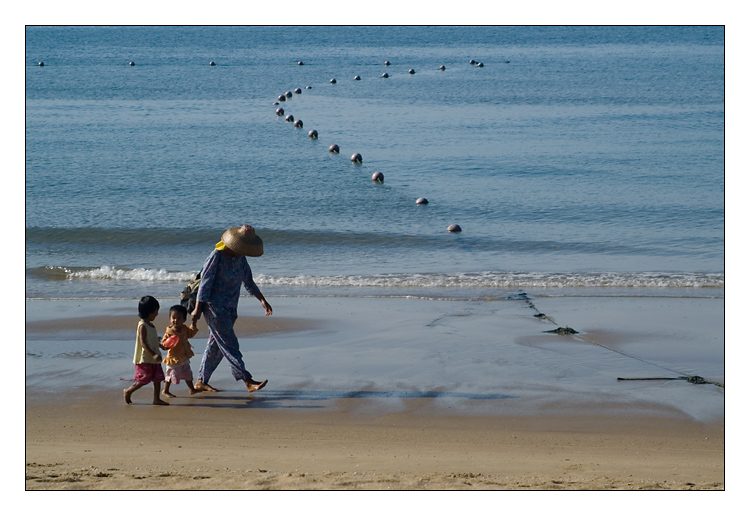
[166, 388, 516, 410]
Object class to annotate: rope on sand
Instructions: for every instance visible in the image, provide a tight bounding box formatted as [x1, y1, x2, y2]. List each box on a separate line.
[616, 375, 724, 388]
[509, 291, 724, 389]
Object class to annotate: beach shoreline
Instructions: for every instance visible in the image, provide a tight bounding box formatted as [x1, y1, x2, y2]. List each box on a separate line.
[25, 295, 724, 490]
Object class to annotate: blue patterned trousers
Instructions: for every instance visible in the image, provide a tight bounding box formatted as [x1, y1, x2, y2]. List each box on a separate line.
[197, 304, 253, 383]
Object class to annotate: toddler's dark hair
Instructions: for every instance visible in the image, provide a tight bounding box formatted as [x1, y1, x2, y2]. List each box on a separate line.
[169, 304, 188, 319]
[138, 295, 160, 319]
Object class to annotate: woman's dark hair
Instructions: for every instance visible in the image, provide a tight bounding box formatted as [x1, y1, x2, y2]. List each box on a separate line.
[169, 304, 188, 319]
[138, 295, 160, 319]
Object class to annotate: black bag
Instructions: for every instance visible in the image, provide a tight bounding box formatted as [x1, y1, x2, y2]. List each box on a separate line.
[180, 272, 201, 314]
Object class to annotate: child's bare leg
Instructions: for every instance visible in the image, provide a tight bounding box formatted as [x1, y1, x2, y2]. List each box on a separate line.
[162, 381, 176, 398]
[124, 382, 145, 404]
[152, 382, 169, 405]
[186, 380, 198, 395]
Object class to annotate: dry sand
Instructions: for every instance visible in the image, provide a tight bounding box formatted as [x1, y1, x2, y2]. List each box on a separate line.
[26, 392, 723, 491]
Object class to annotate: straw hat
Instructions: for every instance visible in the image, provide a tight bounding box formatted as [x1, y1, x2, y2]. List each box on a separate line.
[221, 225, 264, 257]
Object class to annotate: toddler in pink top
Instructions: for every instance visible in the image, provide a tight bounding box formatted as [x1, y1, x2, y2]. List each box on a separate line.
[162, 305, 199, 397]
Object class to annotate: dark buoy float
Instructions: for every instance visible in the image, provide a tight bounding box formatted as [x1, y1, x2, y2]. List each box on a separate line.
[329, 144, 340, 153]
[408, 68, 415, 74]
[439, 65, 446, 71]
[129, 61, 135, 66]
[354, 75, 361, 80]
[297, 61, 304, 65]
[416, 198, 429, 205]
[372, 171, 384, 182]
[351, 153, 362, 163]
[306, 85, 312, 89]
[209, 61, 216, 66]
[308, 129, 318, 139]
[382, 72, 389, 78]
[294, 119, 303, 128]
[469, 59, 476, 65]
[276, 107, 285, 116]
[278, 95, 286, 102]
[294, 87, 302, 94]
[330, 78, 337, 84]
[447, 224, 462, 233]
[477, 62, 484, 67]
[285, 91, 293, 98]
[285, 114, 294, 122]
[38, 61, 44, 67]
[384, 60, 390, 66]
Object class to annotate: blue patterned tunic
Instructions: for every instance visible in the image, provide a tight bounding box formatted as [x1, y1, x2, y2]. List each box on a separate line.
[195, 250, 262, 383]
[197, 250, 261, 308]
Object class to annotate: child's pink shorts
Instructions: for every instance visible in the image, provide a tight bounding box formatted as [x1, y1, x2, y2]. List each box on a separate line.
[133, 363, 165, 384]
[165, 362, 193, 384]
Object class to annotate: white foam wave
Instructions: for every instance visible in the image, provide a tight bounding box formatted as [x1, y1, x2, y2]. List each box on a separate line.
[254, 271, 724, 290]
[69, 266, 197, 282]
[60, 267, 723, 290]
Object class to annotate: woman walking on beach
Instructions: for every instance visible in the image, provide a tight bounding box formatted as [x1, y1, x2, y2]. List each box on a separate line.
[124, 296, 169, 405]
[191, 225, 272, 393]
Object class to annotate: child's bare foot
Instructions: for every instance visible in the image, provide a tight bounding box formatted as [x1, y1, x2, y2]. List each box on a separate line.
[244, 379, 268, 393]
[194, 380, 220, 392]
[124, 388, 132, 404]
[153, 399, 169, 406]
[162, 391, 176, 398]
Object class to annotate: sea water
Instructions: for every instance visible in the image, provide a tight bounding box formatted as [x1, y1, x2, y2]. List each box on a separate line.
[25, 26, 724, 302]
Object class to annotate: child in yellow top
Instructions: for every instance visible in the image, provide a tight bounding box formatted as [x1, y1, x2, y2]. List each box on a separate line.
[124, 296, 168, 405]
[162, 304, 199, 397]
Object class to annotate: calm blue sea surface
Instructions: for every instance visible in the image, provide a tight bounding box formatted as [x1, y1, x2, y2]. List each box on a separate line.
[25, 26, 725, 301]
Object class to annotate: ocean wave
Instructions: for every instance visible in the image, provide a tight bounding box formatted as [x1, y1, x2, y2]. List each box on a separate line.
[255, 271, 724, 289]
[27, 266, 724, 289]
[28, 266, 198, 283]
[25, 227, 222, 246]
[24, 226, 448, 249]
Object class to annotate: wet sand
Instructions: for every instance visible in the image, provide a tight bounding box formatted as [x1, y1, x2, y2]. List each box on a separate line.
[25, 295, 725, 493]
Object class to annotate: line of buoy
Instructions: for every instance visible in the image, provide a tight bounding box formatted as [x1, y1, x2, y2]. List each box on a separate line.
[272, 60, 469, 234]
